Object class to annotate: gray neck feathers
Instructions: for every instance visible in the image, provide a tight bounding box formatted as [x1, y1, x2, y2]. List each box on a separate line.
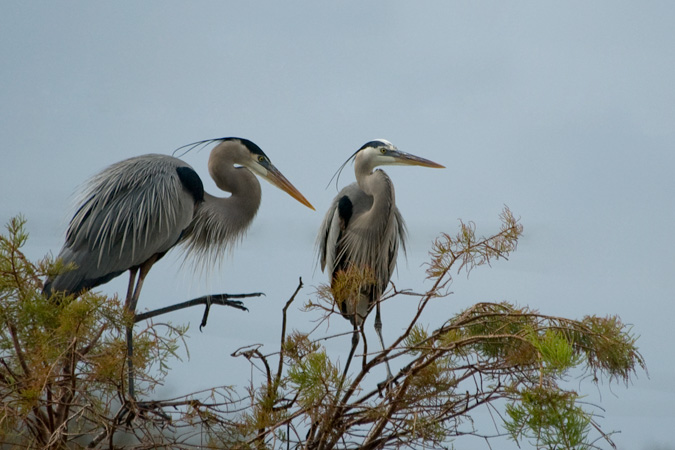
[180, 166, 261, 269]
[347, 169, 400, 292]
[359, 169, 396, 229]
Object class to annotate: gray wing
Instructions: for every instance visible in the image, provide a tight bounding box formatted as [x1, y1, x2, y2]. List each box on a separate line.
[317, 183, 367, 276]
[45, 154, 202, 295]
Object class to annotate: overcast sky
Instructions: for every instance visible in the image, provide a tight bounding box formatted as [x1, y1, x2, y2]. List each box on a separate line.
[1, 2, 674, 449]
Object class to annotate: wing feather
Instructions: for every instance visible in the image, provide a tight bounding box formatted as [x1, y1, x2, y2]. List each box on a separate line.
[46, 154, 197, 294]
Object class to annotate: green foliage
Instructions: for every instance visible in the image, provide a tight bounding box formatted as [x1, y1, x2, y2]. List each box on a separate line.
[0, 208, 645, 449]
[527, 328, 584, 376]
[403, 324, 429, 352]
[228, 207, 643, 449]
[575, 315, 643, 383]
[396, 302, 642, 449]
[0, 216, 191, 448]
[330, 264, 377, 306]
[505, 387, 591, 449]
[426, 206, 523, 282]
[287, 348, 340, 412]
[1, 217, 122, 446]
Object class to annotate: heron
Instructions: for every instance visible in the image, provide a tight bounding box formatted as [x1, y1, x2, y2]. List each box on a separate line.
[317, 139, 444, 384]
[45, 137, 313, 307]
[43, 137, 314, 396]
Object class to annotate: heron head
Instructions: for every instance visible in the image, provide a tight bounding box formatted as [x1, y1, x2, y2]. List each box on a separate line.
[235, 138, 315, 210]
[355, 139, 446, 172]
[178, 137, 313, 210]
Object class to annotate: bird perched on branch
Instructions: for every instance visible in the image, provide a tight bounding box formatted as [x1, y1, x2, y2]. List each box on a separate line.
[44, 137, 313, 399]
[317, 139, 444, 382]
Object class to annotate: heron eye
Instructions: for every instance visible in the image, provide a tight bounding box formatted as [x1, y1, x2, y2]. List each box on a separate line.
[258, 155, 265, 162]
[380, 148, 387, 154]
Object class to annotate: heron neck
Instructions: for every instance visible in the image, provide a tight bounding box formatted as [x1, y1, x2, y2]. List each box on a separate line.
[357, 169, 395, 206]
[208, 161, 262, 224]
[354, 170, 396, 245]
[179, 167, 261, 266]
[203, 188, 260, 231]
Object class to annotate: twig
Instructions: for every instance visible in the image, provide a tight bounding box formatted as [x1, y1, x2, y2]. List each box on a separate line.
[276, 277, 304, 387]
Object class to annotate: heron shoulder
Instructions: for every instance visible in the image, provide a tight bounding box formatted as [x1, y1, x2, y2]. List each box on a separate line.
[52, 154, 198, 294]
[176, 166, 204, 203]
[337, 195, 353, 228]
[336, 183, 374, 218]
[66, 153, 197, 259]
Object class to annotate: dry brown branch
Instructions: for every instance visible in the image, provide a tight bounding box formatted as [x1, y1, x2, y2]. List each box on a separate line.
[1, 210, 644, 449]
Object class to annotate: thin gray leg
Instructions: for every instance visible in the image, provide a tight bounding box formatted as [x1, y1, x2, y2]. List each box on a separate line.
[342, 324, 359, 381]
[125, 258, 155, 399]
[374, 301, 393, 380]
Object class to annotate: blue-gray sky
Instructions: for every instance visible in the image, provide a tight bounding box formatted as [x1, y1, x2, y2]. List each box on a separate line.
[1, 2, 673, 449]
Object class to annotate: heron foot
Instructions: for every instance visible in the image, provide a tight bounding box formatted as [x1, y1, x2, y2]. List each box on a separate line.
[200, 299, 247, 331]
[118, 400, 172, 427]
[199, 298, 212, 331]
[376, 374, 397, 396]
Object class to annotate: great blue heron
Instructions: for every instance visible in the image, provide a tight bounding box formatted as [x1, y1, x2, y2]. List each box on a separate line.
[317, 139, 444, 383]
[44, 137, 314, 311]
[43, 137, 314, 397]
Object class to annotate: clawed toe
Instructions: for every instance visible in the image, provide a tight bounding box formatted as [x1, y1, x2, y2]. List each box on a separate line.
[377, 374, 397, 395]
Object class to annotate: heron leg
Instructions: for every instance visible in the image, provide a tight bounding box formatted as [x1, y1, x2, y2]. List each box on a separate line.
[359, 322, 368, 370]
[124, 268, 139, 399]
[125, 327, 136, 399]
[374, 301, 393, 381]
[341, 324, 359, 383]
[128, 256, 156, 314]
[125, 257, 157, 399]
[124, 267, 139, 311]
